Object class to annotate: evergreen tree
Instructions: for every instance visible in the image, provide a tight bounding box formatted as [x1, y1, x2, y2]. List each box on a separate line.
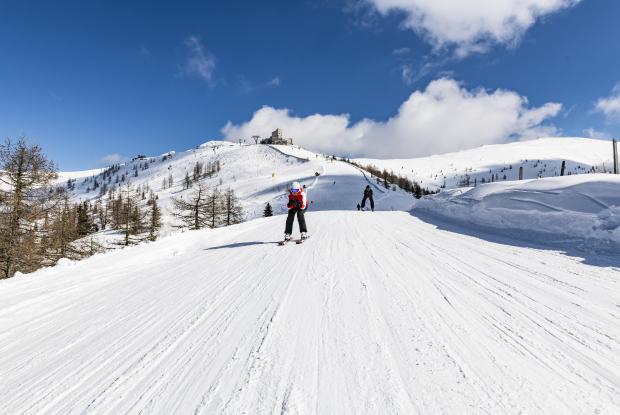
[193, 161, 204, 181]
[147, 196, 161, 241]
[76, 202, 94, 237]
[95, 200, 108, 230]
[129, 204, 144, 236]
[48, 196, 78, 260]
[413, 183, 422, 199]
[263, 202, 273, 217]
[111, 186, 145, 246]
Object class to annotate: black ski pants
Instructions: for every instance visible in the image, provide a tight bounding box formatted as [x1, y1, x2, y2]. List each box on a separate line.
[285, 208, 307, 234]
[361, 195, 374, 210]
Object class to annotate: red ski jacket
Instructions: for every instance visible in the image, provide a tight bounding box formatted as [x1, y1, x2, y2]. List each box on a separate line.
[287, 189, 307, 210]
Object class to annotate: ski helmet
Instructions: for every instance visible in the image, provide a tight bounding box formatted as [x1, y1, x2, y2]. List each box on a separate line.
[292, 181, 302, 190]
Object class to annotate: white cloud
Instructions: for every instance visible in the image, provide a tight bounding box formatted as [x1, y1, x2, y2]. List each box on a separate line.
[182, 36, 216, 83]
[101, 153, 128, 165]
[222, 78, 561, 158]
[236, 76, 281, 94]
[364, 0, 581, 56]
[400, 64, 414, 85]
[267, 77, 281, 87]
[595, 84, 620, 122]
[583, 128, 611, 140]
[392, 47, 411, 55]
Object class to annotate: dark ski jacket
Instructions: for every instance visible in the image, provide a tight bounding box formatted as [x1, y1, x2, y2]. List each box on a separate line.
[363, 187, 373, 198]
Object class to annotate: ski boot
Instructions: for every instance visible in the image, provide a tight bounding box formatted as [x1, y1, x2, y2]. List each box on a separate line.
[297, 232, 309, 244]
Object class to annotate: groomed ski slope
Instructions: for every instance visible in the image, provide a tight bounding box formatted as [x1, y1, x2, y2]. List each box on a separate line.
[1, 211, 619, 414]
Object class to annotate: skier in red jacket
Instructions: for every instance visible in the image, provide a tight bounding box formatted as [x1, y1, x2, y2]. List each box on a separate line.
[284, 181, 308, 242]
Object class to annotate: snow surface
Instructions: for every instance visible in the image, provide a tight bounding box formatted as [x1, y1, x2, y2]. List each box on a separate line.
[1, 211, 619, 414]
[355, 137, 616, 190]
[414, 174, 620, 251]
[56, 168, 105, 183]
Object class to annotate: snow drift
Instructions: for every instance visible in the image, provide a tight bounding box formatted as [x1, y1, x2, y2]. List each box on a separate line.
[414, 174, 620, 250]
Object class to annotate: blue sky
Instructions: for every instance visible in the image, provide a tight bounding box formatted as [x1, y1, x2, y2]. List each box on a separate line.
[1, 0, 619, 169]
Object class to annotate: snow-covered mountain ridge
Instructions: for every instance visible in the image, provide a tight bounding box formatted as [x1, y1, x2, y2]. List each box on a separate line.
[61, 137, 615, 219]
[61, 141, 413, 238]
[56, 137, 620, 249]
[354, 137, 616, 190]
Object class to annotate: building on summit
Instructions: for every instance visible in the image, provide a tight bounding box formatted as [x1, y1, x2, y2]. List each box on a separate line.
[260, 128, 293, 145]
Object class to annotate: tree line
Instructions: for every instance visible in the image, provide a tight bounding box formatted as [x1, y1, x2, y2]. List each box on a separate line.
[0, 138, 167, 279]
[0, 139, 250, 279]
[339, 158, 437, 199]
[171, 184, 243, 230]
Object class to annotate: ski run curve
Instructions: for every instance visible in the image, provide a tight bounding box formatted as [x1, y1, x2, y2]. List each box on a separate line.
[1, 211, 619, 414]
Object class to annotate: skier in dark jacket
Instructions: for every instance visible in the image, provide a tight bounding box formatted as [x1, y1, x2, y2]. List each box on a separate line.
[360, 185, 374, 211]
[284, 181, 308, 242]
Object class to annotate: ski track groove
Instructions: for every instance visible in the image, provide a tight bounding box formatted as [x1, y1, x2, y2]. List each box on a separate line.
[1, 211, 619, 414]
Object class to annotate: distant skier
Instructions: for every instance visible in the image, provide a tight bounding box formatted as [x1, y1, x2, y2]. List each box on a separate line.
[361, 185, 374, 211]
[283, 181, 308, 243]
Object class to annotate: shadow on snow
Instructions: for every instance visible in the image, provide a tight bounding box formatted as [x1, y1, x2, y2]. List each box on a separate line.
[204, 241, 279, 250]
[411, 210, 620, 269]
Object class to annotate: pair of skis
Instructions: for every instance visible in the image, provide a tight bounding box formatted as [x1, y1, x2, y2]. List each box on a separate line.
[278, 237, 308, 246]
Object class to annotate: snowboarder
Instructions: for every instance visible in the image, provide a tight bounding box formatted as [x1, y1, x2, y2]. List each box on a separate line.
[361, 185, 374, 211]
[283, 181, 308, 242]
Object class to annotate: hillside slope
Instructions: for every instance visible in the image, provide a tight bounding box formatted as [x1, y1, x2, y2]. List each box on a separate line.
[61, 142, 414, 236]
[1, 211, 618, 414]
[355, 137, 615, 190]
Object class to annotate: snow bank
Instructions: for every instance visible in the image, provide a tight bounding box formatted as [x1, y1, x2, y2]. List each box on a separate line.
[414, 174, 620, 250]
